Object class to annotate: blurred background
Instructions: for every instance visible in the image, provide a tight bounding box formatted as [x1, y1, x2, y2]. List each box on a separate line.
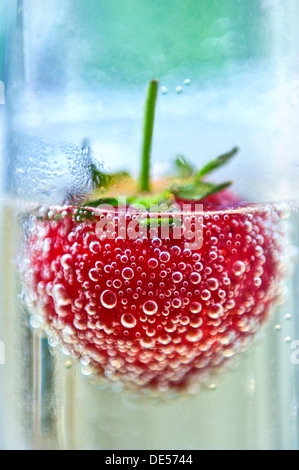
[2, 0, 299, 206]
[0, 0, 6, 450]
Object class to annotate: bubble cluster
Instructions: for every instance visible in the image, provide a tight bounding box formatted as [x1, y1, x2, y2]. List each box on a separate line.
[22, 203, 286, 392]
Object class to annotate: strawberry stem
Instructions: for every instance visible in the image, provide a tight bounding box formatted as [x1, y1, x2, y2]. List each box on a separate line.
[139, 79, 159, 193]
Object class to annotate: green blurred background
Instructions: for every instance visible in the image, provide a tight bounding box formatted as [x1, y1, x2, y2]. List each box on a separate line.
[64, 0, 267, 86]
[10, 0, 272, 91]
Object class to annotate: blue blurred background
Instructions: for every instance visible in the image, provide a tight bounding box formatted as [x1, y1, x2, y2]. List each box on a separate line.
[0, 0, 5, 450]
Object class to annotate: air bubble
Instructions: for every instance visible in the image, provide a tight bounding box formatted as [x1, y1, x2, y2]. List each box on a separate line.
[186, 329, 203, 343]
[89, 268, 100, 282]
[172, 298, 182, 309]
[208, 303, 224, 319]
[223, 349, 235, 358]
[143, 300, 158, 315]
[244, 221, 253, 233]
[121, 313, 137, 329]
[190, 317, 203, 328]
[80, 356, 90, 367]
[276, 202, 291, 220]
[60, 254, 73, 270]
[172, 272, 183, 283]
[29, 315, 43, 329]
[194, 262, 203, 272]
[159, 251, 170, 263]
[146, 327, 156, 337]
[158, 334, 171, 345]
[254, 246, 264, 257]
[201, 289, 211, 301]
[233, 261, 246, 276]
[148, 258, 158, 269]
[65, 360, 72, 369]
[209, 251, 218, 260]
[81, 365, 93, 376]
[110, 357, 125, 370]
[171, 246, 181, 256]
[189, 302, 202, 314]
[52, 284, 71, 306]
[254, 277, 262, 287]
[152, 237, 162, 247]
[190, 272, 201, 284]
[89, 241, 101, 254]
[85, 303, 97, 316]
[122, 267, 134, 280]
[207, 278, 219, 290]
[100, 290, 117, 309]
[140, 337, 156, 349]
[113, 279, 122, 289]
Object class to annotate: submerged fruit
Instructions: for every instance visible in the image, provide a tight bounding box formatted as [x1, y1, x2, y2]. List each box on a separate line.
[23, 198, 284, 392]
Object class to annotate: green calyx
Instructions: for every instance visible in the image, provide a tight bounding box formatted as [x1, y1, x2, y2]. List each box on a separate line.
[170, 146, 239, 201]
[82, 79, 239, 210]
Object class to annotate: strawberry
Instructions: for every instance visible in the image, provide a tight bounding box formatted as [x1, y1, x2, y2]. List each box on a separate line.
[22, 81, 285, 393]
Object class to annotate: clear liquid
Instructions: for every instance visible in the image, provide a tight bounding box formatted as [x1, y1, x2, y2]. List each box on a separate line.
[1, 200, 299, 450]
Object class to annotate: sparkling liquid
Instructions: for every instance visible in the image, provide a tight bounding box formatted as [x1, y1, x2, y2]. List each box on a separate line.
[1, 200, 299, 450]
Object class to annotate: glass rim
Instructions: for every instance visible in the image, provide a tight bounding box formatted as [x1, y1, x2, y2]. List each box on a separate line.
[9, 197, 299, 219]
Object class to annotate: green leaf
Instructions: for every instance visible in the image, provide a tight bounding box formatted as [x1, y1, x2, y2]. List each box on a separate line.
[128, 191, 173, 209]
[196, 146, 239, 180]
[138, 215, 177, 228]
[174, 154, 194, 178]
[90, 164, 130, 187]
[172, 181, 232, 201]
[90, 163, 112, 188]
[74, 208, 97, 222]
[83, 197, 121, 207]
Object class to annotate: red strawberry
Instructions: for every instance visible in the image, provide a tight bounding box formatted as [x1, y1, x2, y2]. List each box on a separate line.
[21, 81, 285, 393]
[23, 194, 284, 392]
